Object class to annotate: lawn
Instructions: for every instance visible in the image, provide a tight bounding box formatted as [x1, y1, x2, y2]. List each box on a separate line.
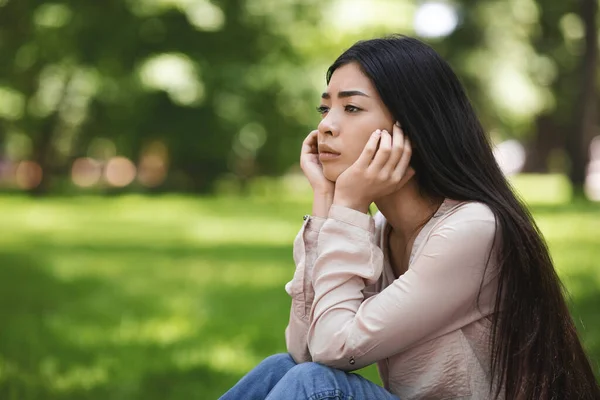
[0, 180, 598, 399]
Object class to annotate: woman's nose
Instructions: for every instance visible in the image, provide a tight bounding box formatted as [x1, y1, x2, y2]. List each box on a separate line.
[317, 113, 339, 137]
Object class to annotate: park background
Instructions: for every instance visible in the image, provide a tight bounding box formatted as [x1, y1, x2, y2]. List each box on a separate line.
[0, 0, 599, 398]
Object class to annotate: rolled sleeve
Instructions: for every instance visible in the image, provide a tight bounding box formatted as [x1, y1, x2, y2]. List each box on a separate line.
[328, 205, 375, 233]
[306, 215, 326, 233]
[284, 214, 327, 363]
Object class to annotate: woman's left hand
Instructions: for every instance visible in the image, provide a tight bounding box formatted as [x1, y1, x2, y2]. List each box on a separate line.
[333, 123, 415, 213]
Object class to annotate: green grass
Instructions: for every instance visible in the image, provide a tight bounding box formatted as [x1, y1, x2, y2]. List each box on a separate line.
[0, 179, 598, 398]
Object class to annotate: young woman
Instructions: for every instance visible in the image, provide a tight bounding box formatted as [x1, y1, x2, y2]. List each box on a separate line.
[220, 35, 600, 400]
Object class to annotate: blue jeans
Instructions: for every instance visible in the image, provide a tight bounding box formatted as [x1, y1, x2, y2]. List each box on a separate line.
[219, 353, 399, 399]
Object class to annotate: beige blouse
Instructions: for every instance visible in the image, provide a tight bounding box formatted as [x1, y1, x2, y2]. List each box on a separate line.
[284, 199, 502, 399]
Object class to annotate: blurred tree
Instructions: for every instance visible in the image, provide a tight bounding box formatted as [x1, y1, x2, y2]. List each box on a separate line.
[0, 0, 325, 194]
[522, 0, 577, 173]
[519, 0, 598, 193]
[1, 0, 598, 195]
[439, 0, 597, 193]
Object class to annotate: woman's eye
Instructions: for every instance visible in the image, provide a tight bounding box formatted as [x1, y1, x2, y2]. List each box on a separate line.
[316, 106, 329, 115]
[345, 105, 361, 113]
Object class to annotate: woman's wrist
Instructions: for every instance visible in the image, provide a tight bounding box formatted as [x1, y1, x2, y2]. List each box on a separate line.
[312, 191, 334, 218]
[332, 194, 369, 214]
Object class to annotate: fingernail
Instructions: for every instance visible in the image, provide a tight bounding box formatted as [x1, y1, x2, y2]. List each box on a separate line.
[395, 121, 401, 127]
[374, 130, 381, 137]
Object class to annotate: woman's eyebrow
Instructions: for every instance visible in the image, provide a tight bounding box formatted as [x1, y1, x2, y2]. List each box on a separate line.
[321, 90, 370, 99]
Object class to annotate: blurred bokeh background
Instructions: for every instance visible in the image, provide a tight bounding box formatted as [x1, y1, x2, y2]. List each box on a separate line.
[0, 0, 599, 398]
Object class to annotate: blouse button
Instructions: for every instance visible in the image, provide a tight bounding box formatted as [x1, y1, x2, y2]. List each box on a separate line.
[349, 356, 355, 365]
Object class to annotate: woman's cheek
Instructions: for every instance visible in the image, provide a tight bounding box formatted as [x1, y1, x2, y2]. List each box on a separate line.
[346, 147, 363, 166]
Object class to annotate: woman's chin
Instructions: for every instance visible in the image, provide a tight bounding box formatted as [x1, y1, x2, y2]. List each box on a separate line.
[323, 167, 342, 183]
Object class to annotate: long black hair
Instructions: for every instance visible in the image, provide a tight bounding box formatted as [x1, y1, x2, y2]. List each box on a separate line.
[327, 35, 600, 399]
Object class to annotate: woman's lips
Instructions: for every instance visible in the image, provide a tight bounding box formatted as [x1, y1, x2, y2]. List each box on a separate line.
[319, 152, 341, 161]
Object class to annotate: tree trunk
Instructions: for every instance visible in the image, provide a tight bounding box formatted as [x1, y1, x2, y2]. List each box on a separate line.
[30, 114, 59, 195]
[0, 125, 5, 156]
[526, 0, 577, 176]
[566, 0, 598, 191]
[523, 115, 559, 173]
[29, 74, 73, 196]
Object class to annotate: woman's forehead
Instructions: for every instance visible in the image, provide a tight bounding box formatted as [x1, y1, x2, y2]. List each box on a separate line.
[326, 63, 374, 94]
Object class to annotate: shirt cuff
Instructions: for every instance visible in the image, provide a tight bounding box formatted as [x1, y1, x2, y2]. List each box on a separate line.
[328, 204, 375, 233]
[306, 215, 326, 233]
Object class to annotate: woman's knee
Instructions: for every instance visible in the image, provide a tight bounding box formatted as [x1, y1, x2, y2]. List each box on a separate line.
[260, 353, 296, 369]
[286, 361, 334, 379]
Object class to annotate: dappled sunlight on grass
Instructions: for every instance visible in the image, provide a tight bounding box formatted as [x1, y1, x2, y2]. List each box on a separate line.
[41, 360, 109, 393]
[50, 315, 198, 347]
[509, 173, 573, 205]
[188, 216, 298, 245]
[532, 208, 600, 276]
[46, 250, 292, 291]
[0, 195, 305, 248]
[195, 342, 262, 375]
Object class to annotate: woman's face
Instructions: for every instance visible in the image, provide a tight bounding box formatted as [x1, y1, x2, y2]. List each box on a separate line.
[317, 62, 394, 182]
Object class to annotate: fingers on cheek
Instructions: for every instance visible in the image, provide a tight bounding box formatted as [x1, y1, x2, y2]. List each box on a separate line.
[372, 135, 382, 153]
[381, 133, 392, 154]
[382, 130, 391, 146]
[394, 131, 402, 148]
[372, 140, 382, 158]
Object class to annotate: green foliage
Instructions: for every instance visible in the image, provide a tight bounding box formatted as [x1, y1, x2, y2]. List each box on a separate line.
[0, 0, 596, 193]
[0, 0, 326, 193]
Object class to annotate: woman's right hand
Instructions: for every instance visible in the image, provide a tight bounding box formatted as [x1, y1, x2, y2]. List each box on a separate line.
[300, 130, 335, 195]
